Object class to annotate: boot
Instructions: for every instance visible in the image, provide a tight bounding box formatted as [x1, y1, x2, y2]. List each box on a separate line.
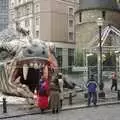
[52, 109, 55, 114]
[60, 100, 63, 108]
[56, 108, 59, 113]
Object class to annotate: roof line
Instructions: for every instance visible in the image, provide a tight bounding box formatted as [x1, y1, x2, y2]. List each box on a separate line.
[75, 8, 120, 14]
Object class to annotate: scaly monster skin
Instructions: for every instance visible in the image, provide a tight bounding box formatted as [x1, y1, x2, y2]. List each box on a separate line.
[0, 28, 54, 102]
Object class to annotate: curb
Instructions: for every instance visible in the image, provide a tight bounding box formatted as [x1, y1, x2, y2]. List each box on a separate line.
[0, 101, 120, 119]
[62, 101, 120, 111]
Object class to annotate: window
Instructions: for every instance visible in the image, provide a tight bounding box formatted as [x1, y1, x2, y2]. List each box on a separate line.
[35, 4, 39, 13]
[79, 12, 82, 22]
[36, 17, 39, 25]
[69, 32, 73, 41]
[68, 48, 74, 71]
[69, 8, 73, 16]
[10, 13, 14, 20]
[26, 7, 30, 15]
[56, 48, 62, 68]
[19, 0, 21, 3]
[26, 4, 31, 15]
[69, 20, 73, 27]
[23, 6, 26, 16]
[4, 18, 7, 23]
[36, 30, 39, 38]
[17, 9, 22, 17]
[11, 2, 14, 7]
[25, 19, 29, 27]
[102, 11, 106, 20]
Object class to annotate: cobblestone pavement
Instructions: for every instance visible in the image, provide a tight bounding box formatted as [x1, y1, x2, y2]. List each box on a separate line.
[63, 81, 119, 106]
[0, 81, 119, 119]
[2, 104, 120, 120]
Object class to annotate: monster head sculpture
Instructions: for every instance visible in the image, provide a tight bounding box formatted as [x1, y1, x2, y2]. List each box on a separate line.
[0, 28, 57, 99]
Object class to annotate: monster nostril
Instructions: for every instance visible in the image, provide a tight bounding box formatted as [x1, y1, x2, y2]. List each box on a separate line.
[27, 49, 33, 54]
[33, 44, 37, 47]
[42, 51, 45, 55]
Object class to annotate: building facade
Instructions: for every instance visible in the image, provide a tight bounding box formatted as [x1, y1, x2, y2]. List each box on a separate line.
[0, 0, 9, 32]
[75, 0, 120, 65]
[9, 0, 77, 71]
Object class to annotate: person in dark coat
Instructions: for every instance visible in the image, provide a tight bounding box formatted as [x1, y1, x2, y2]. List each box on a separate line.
[57, 73, 64, 109]
[49, 78, 60, 114]
[87, 75, 97, 106]
[111, 72, 117, 91]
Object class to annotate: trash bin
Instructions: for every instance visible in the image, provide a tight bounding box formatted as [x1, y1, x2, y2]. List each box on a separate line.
[69, 92, 72, 105]
[117, 90, 120, 100]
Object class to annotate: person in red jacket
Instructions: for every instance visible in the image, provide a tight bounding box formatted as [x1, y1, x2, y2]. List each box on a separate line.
[38, 76, 49, 113]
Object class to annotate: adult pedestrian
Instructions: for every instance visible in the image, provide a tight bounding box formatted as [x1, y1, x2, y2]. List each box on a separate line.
[38, 76, 49, 113]
[111, 72, 117, 91]
[57, 73, 64, 108]
[87, 74, 97, 106]
[49, 78, 60, 114]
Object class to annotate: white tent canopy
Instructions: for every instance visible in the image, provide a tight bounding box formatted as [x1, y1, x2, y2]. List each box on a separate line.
[87, 25, 120, 53]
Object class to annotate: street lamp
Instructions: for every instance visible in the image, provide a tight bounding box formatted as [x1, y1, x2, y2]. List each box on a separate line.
[97, 17, 105, 98]
[115, 50, 120, 73]
[86, 53, 93, 80]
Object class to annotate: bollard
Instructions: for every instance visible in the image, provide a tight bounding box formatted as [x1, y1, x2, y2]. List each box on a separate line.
[84, 92, 88, 98]
[3, 98, 7, 113]
[117, 90, 120, 100]
[98, 91, 105, 99]
[69, 92, 72, 105]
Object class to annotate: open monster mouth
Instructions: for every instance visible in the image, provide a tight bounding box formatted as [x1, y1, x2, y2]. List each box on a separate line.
[11, 58, 48, 94]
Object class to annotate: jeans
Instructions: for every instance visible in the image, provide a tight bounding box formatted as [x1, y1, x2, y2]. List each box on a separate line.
[111, 80, 117, 91]
[88, 92, 97, 106]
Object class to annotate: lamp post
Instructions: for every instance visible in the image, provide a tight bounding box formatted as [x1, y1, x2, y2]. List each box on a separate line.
[115, 50, 119, 73]
[97, 18, 105, 98]
[86, 53, 93, 80]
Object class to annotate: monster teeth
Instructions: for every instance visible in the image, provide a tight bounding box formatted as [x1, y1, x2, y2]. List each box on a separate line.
[23, 64, 28, 80]
[29, 63, 33, 68]
[39, 63, 41, 68]
[34, 63, 39, 69]
[14, 76, 21, 84]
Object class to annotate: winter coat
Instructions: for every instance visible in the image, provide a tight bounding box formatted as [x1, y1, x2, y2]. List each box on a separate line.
[49, 81, 60, 109]
[87, 79, 97, 93]
[36, 80, 49, 109]
[58, 78, 64, 100]
[39, 80, 49, 96]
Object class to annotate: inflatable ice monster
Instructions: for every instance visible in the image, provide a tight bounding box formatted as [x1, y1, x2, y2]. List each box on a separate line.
[0, 27, 57, 101]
